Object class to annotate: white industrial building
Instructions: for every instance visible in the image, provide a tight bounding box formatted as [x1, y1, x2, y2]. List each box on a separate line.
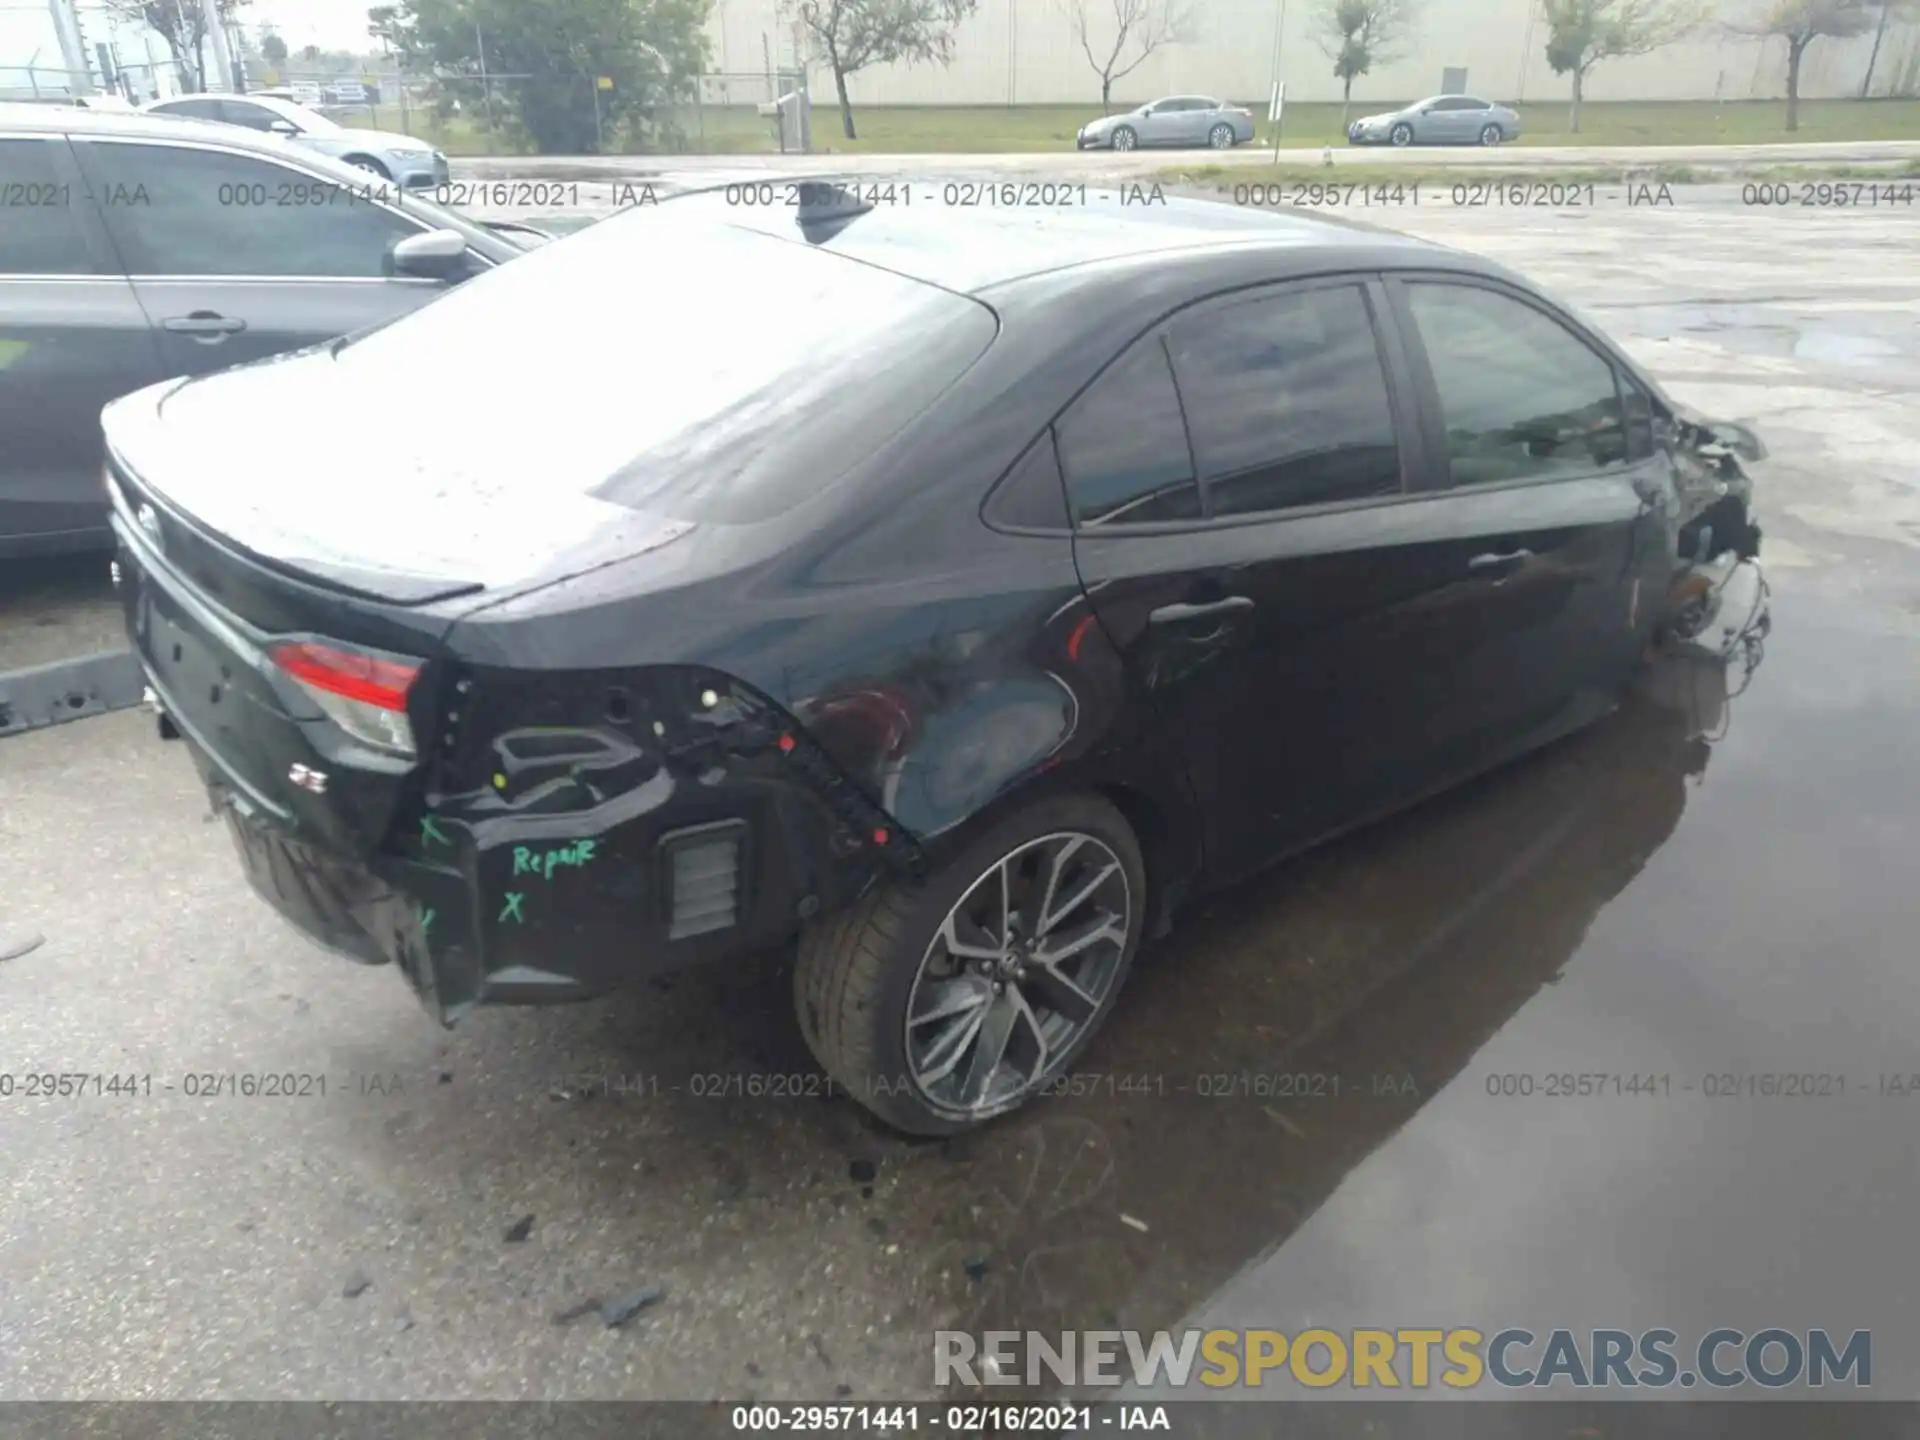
[5, 0, 1914, 109]
[708, 0, 1919, 107]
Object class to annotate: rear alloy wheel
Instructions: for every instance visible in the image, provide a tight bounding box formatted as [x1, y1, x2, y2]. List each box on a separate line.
[1208, 123, 1235, 149]
[1111, 125, 1137, 152]
[795, 794, 1145, 1135]
[1480, 123, 1503, 146]
[1390, 122, 1414, 147]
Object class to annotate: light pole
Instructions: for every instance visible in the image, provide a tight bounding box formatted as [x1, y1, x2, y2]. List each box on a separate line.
[200, 0, 235, 89]
[48, 0, 95, 94]
[1266, 0, 1289, 141]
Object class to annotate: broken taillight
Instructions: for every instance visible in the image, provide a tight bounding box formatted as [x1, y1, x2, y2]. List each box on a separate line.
[271, 639, 421, 757]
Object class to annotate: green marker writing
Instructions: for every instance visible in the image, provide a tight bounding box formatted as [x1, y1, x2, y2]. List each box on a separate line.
[511, 839, 599, 879]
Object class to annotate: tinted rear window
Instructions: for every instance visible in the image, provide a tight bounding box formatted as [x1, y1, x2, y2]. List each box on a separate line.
[0, 138, 95, 275]
[332, 205, 998, 526]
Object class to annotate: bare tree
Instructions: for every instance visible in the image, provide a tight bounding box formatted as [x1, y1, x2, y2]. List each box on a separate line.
[1059, 0, 1198, 113]
[1859, 1, 1914, 95]
[1729, 0, 1878, 128]
[101, 0, 249, 90]
[1311, 0, 1418, 129]
[1541, 0, 1705, 133]
[785, 0, 979, 141]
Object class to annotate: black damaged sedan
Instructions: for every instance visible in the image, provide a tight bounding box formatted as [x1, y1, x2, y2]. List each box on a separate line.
[105, 187, 1763, 1135]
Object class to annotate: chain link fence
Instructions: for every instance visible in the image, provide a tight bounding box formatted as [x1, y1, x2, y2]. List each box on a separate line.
[234, 66, 812, 156]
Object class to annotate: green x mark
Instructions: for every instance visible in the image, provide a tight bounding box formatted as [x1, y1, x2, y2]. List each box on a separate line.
[499, 892, 526, 924]
[420, 815, 452, 848]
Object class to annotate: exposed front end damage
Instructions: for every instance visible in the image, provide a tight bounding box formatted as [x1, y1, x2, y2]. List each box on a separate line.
[1670, 409, 1765, 567]
[1660, 409, 1769, 668]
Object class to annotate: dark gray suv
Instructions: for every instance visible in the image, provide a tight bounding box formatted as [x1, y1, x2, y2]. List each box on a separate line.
[0, 103, 526, 558]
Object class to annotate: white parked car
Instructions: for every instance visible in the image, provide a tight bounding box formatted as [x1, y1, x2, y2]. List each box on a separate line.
[141, 92, 448, 189]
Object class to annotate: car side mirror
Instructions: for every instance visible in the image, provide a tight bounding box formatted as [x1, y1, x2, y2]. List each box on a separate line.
[390, 228, 469, 281]
[269, 118, 299, 135]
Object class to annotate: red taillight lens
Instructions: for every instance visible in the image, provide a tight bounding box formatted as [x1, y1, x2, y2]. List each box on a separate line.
[273, 641, 418, 710]
[271, 640, 421, 757]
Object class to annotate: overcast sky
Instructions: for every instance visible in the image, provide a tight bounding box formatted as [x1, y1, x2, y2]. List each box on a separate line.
[244, 0, 377, 53]
[0, 0, 376, 76]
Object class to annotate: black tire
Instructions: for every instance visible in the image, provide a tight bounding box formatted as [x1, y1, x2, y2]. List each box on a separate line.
[345, 154, 391, 180]
[1390, 122, 1414, 147]
[795, 793, 1146, 1136]
[1208, 123, 1235, 149]
[1480, 123, 1503, 146]
[1111, 125, 1137, 152]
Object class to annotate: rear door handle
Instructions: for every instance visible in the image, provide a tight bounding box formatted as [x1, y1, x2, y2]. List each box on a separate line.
[1468, 549, 1533, 574]
[1149, 596, 1255, 626]
[162, 312, 247, 341]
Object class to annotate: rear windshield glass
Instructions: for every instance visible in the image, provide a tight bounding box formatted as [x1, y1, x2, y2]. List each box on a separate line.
[333, 201, 998, 526]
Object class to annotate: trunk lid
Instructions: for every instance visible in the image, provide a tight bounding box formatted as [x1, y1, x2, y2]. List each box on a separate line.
[107, 452, 459, 857]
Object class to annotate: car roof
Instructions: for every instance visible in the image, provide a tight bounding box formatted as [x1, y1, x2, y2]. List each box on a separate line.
[0, 100, 263, 144]
[161, 91, 313, 119]
[697, 186, 1441, 295]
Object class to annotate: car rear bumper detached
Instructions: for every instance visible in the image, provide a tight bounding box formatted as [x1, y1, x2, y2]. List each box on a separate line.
[147, 658, 908, 1027]
[115, 523, 913, 1028]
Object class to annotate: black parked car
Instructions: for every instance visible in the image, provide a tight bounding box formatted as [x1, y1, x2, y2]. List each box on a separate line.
[104, 187, 1764, 1135]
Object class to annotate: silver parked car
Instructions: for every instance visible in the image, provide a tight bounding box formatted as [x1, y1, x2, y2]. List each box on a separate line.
[1348, 95, 1522, 147]
[1078, 96, 1255, 152]
[0, 103, 528, 557]
[142, 92, 449, 188]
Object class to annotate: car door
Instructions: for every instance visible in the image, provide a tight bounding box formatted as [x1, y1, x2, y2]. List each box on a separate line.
[1453, 97, 1493, 140]
[1178, 98, 1214, 145]
[1062, 276, 1519, 883]
[0, 131, 170, 553]
[1159, 98, 1197, 145]
[1421, 97, 1460, 141]
[1192, 98, 1226, 143]
[70, 135, 457, 378]
[1384, 272, 1670, 759]
[214, 98, 295, 135]
[1136, 101, 1176, 146]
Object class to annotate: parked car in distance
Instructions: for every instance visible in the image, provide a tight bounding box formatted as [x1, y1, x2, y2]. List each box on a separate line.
[0, 103, 528, 558]
[323, 81, 369, 106]
[103, 184, 1763, 1136]
[1078, 96, 1254, 151]
[1348, 95, 1522, 146]
[141, 91, 448, 187]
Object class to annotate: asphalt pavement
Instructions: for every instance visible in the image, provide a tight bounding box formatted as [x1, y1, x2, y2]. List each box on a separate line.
[2, 170, 1918, 1404]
